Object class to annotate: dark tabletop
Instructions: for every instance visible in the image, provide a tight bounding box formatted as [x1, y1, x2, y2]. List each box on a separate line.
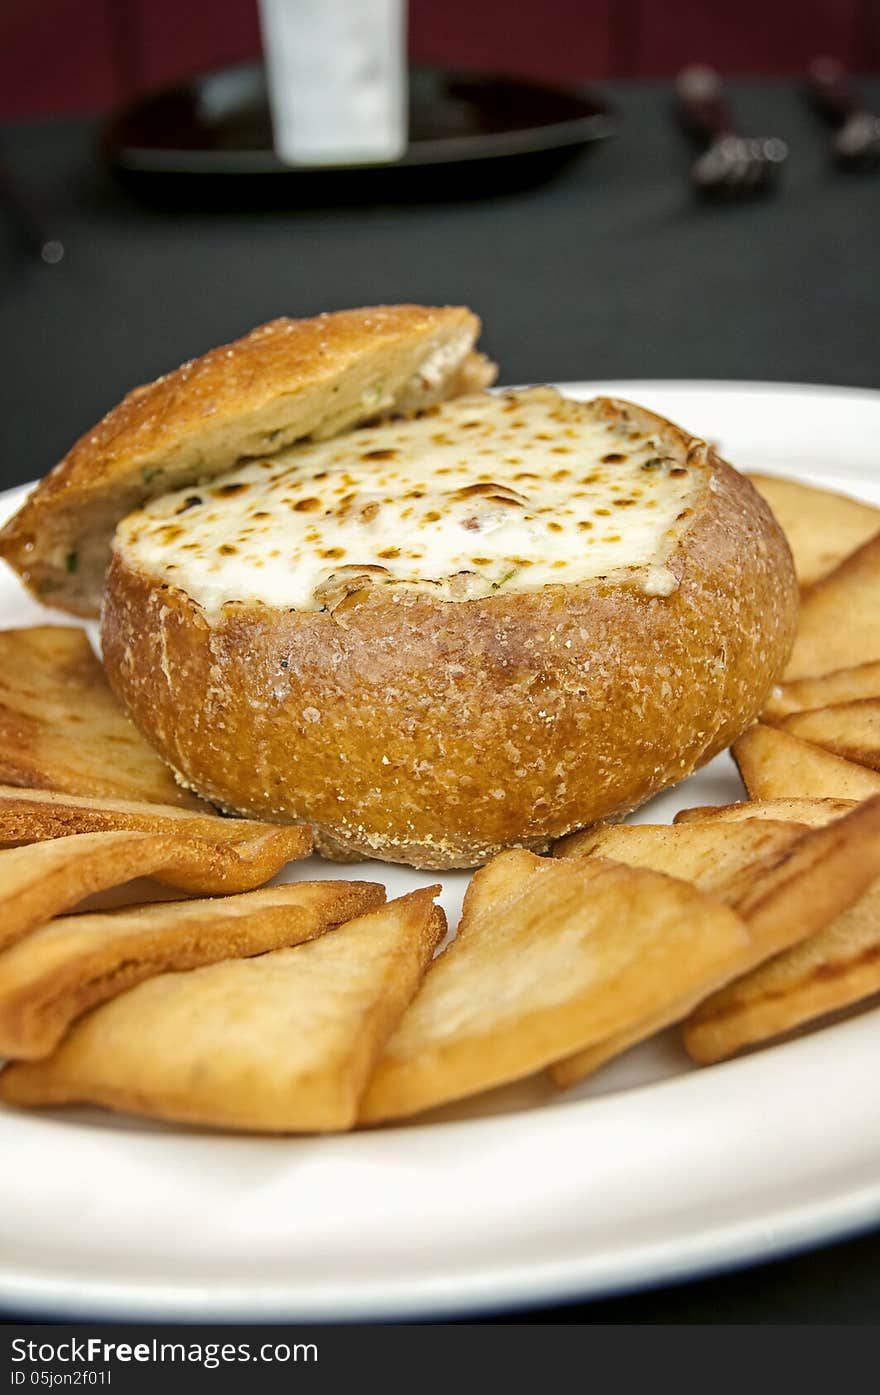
[0, 77, 879, 1325]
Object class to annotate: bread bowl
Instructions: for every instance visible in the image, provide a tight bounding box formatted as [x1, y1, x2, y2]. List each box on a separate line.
[0, 305, 798, 868]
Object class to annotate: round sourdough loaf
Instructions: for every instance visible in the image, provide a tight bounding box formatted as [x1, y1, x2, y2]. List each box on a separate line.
[99, 384, 798, 868]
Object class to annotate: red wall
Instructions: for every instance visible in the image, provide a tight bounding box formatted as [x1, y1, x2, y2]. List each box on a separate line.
[5, 0, 880, 118]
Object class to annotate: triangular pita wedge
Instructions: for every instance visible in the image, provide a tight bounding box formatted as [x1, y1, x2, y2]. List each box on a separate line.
[0, 879, 384, 1060]
[780, 699, 880, 771]
[553, 818, 807, 895]
[673, 798, 855, 827]
[0, 308, 493, 616]
[732, 724, 880, 800]
[0, 833, 182, 950]
[763, 660, 880, 720]
[551, 1000, 696, 1090]
[359, 853, 748, 1122]
[0, 784, 301, 846]
[549, 818, 804, 1088]
[0, 786, 312, 891]
[0, 889, 443, 1131]
[683, 878, 880, 1064]
[785, 532, 880, 680]
[0, 829, 319, 950]
[746, 473, 879, 591]
[0, 627, 205, 808]
[723, 794, 880, 965]
[552, 797, 880, 1087]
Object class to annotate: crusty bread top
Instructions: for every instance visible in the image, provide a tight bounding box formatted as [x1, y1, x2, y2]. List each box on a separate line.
[0, 305, 495, 616]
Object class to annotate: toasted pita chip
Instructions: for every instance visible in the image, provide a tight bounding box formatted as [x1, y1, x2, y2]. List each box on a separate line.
[785, 533, 880, 681]
[553, 819, 807, 894]
[0, 829, 317, 950]
[746, 474, 879, 591]
[0, 889, 443, 1131]
[550, 1000, 696, 1089]
[732, 724, 880, 801]
[763, 661, 880, 720]
[674, 798, 855, 827]
[0, 784, 288, 844]
[554, 798, 880, 1087]
[780, 699, 880, 771]
[683, 879, 880, 1064]
[0, 627, 205, 808]
[0, 879, 384, 1060]
[359, 853, 748, 1122]
[548, 819, 803, 1089]
[0, 785, 312, 887]
[0, 833, 175, 950]
[723, 794, 880, 966]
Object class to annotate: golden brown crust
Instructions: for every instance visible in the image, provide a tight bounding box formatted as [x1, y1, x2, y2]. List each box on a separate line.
[0, 625, 208, 810]
[0, 306, 494, 616]
[101, 398, 799, 869]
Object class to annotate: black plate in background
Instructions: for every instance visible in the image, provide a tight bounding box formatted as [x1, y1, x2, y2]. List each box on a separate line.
[102, 63, 613, 206]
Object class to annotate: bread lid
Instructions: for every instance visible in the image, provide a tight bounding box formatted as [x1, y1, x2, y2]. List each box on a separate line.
[0, 305, 494, 616]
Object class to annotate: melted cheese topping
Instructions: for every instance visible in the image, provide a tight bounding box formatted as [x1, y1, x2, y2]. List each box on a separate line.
[116, 388, 702, 614]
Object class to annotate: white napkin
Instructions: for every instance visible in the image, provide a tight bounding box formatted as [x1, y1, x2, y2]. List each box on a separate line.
[258, 0, 408, 166]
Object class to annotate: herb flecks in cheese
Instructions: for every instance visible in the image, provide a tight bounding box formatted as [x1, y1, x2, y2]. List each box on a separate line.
[115, 389, 701, 613]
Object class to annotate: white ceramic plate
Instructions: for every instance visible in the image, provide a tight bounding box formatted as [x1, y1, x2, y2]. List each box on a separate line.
[2, 381, 879, 1322]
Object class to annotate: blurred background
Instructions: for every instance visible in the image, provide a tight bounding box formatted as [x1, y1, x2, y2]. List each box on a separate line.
[3, 0, 880, 116]
[1, 1, 878, 491]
